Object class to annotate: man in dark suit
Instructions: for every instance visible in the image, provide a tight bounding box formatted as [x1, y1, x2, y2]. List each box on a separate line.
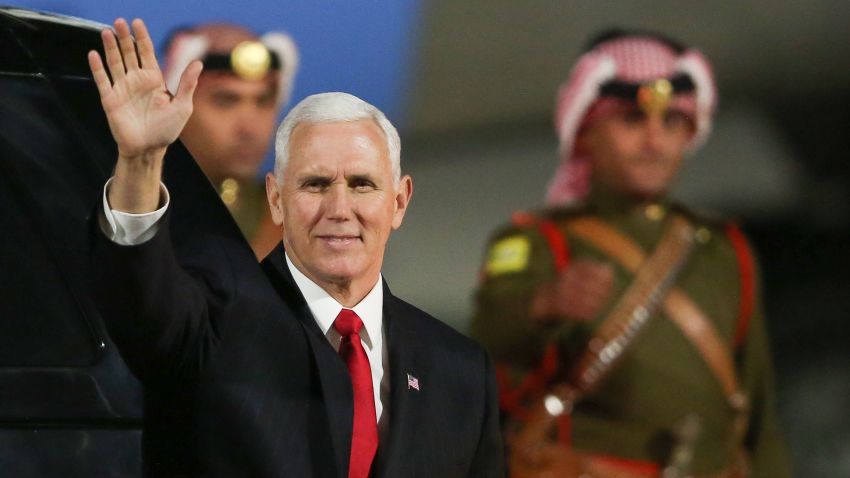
[88, 18, 502, 477]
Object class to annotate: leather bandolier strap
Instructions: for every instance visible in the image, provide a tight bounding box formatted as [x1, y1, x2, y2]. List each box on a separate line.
[566, 217, 749, 415]
[507, 215, 750, 478]
[565, 215, 697, 400]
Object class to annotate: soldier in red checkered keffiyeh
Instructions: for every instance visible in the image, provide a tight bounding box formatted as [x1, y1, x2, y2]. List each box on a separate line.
[473, 28, 792, 478]
[546, 29, 716, 205]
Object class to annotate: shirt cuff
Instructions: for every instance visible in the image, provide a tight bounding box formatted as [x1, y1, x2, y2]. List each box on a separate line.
[98, 177, 170, 246]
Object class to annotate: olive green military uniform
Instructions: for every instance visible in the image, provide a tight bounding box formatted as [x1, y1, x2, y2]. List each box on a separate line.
[217, 178, 281, 259]
[219, 178, 267, 239]
[471, 191, 791, 477]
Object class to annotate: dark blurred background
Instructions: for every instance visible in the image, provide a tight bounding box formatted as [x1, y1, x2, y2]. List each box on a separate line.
[9, 1, 850, 476]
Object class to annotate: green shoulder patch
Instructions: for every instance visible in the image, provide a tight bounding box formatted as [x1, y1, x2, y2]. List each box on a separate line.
[486, 236, 531, 276]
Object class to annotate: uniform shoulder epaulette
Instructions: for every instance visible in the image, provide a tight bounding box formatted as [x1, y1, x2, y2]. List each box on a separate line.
[543, 203, 589, 223]
[510, 204, 587, 228]
[504, 206, 582, 275]
[671, 202, 729, 231]
[509, 210, 539, 228]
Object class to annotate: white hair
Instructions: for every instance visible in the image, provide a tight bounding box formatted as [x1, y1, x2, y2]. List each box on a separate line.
[273, 92, 401, 185]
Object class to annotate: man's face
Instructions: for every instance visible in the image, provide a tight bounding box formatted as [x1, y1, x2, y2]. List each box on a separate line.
[267, 120, 412, 290]
[579, 103, 695, 199]
[180, 72, 278, 183]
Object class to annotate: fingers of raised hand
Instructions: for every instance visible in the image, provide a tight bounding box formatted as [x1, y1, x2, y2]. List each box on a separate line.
[113, 18, 140, 72]
[130, 18, 159, 70]
[91, 18, 167, 102]
[174, 60, 203, 107]
[87, 50, 112, 98]
[100, 27, 125, 83]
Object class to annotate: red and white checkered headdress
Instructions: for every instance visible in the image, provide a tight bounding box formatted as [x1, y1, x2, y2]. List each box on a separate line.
[546, 29, 717, 205]
[162, 23, 299, 110]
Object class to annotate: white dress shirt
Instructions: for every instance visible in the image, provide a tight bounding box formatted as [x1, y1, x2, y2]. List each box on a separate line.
[284, 253, 389, 434]
[99, 178, 170, 245]
[100, 180, 389, 435]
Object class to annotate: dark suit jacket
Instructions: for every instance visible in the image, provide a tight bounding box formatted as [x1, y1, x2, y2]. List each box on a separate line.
[92, 213, 502, 477]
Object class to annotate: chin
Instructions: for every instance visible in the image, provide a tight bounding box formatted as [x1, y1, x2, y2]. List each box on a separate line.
[625, 184, 667, 200]
[314, 262, 361, 284]
[628, 176, 672, 197]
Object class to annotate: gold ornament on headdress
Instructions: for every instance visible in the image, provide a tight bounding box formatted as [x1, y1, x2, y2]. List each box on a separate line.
[230, 41, 272, 80]
[637, 78, 673, 115]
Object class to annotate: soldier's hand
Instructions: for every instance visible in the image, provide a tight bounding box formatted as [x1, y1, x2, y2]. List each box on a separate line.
[530, 259, 614, 322]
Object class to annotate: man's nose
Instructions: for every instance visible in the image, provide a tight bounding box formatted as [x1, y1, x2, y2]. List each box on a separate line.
[644, 113, 666, 151]
[324, 184, 354, 220]
[234, 108, 260, 140]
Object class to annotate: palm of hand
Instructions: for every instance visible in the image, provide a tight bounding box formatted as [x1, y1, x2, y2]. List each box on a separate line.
[101, 68, 190, 159]
[89, 18, 200, 160]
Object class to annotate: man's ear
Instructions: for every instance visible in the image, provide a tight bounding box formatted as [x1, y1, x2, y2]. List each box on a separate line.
[265, 173, 284, 226]
[391, 175, 413, 230]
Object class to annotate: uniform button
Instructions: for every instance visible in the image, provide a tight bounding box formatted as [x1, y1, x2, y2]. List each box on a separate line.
[729, 391, 750, 412]
[220, 178, 240, 206]
[695, 227, 712, 244]
[644, 204, 666, 221]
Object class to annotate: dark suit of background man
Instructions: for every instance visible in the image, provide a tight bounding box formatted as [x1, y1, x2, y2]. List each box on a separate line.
[87, 18, 502, 477]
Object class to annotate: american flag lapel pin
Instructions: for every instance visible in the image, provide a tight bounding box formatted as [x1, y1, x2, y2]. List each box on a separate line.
[406, 373, 420, 391]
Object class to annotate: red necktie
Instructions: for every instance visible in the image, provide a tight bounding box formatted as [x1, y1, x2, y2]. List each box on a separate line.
[334, 309, 378, 478]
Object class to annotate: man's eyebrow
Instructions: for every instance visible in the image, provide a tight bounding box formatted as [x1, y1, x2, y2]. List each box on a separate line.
[210, 90, 240, 100]
[297, 174, 332, 183]
[347, 174, 376, 183]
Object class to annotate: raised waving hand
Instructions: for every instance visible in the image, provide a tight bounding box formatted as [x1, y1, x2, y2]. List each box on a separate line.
[88, 18, 202, 212]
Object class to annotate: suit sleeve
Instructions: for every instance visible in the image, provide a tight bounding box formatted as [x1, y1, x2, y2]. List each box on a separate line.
[91, 207, 229, 383]
[468, 350, 505, 477]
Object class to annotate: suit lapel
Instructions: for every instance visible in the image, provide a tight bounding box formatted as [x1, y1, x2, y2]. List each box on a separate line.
[262, 246, 352, 478]
[376, 283, 424, 476]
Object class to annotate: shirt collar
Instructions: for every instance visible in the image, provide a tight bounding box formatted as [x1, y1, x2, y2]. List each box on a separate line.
[284, 252, 383, 349]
